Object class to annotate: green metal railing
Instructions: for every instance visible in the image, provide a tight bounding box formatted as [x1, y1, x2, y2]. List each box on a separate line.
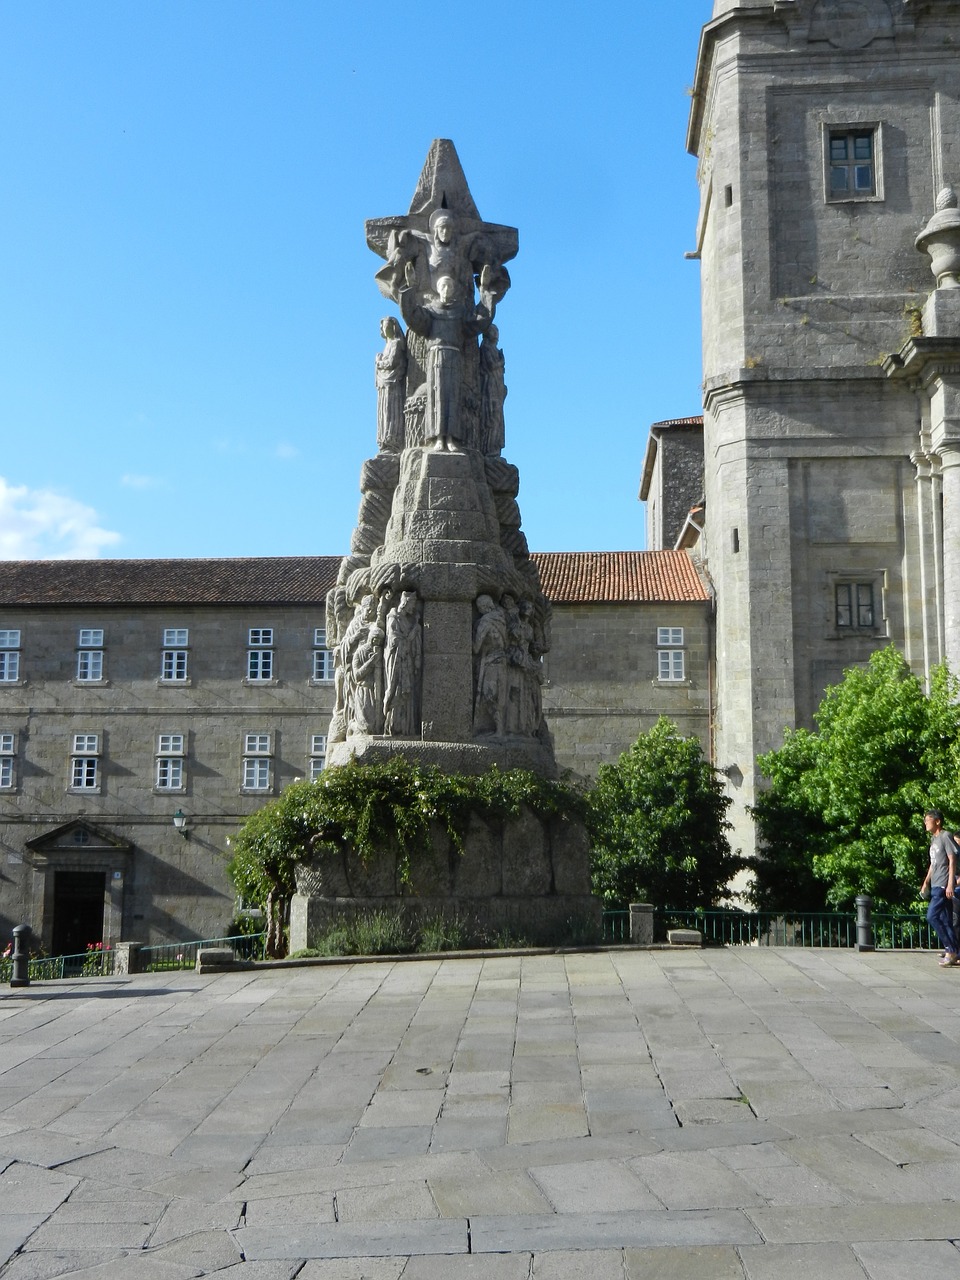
[138, 933, 266, 972]
[2, 933, 266, 983]
[603, 907, 939, 950]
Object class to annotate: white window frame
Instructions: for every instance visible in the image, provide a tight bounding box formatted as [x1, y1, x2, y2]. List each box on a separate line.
[70, 735, 100, 791]
[247, 648, 274, 681]
[163, 628, 189, 647]
[657, 627, 684, 647]
[658, 649, 685, 682]
[242, 757, 271, 791]
[78, 629, 104, 647]
[312, 647, 334, 682]
[244, 733, 270, 755]
[156, 757, 184, 790]
[0, 734, 15, 791]
[162, 648, 188, 682]
[76, 649, 104, 681]
[309, 732, 327, 780]
[249, 628, 273, 646]
[158, 733, 184, 755]
[0, 631, 21, 684]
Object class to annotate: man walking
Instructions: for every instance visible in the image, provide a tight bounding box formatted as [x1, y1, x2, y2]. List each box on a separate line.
[920, 809, 959, 966]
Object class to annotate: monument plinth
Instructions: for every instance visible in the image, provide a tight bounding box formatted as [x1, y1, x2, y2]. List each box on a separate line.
[289, 140, 598, 948]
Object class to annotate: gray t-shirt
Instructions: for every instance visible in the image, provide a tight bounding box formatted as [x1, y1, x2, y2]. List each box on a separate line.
[929, 831, 957, 889]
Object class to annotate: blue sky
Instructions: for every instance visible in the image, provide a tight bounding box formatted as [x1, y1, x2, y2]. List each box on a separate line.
[0, 1, 708, 560]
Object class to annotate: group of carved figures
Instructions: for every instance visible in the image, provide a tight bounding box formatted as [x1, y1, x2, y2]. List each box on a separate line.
[374, 210, 508, 455]
[473, 593, 544, 739]
[330, 590, 423, 742]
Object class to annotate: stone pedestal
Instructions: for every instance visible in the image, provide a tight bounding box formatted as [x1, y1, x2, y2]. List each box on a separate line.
[289, 807, 599, 951]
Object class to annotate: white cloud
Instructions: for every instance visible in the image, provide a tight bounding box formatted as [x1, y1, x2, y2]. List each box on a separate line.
[120, 473, 160, 490]
[275, 442, 300, 460]
[0, 477, 122, 560]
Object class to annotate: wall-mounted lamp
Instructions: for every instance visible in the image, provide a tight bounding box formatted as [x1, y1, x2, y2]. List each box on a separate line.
[173, 809, 189, 839]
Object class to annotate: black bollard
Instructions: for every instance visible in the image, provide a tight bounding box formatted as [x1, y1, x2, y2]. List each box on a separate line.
[10, 924, 30, 987]
[855, 895, 874, 953]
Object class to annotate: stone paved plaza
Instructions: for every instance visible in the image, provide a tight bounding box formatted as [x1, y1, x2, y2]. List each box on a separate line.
[1, 948, 960, 1278]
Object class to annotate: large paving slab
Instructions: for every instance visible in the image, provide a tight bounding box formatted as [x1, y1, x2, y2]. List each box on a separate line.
[0, 950, 960, 1275]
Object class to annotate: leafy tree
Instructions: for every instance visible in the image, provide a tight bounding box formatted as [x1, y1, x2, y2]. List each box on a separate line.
[751, 646, 960, 912]
[587, 717, 741, 908]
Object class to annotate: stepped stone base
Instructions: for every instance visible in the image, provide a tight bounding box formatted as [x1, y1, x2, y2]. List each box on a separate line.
[289, 806, 599, 950]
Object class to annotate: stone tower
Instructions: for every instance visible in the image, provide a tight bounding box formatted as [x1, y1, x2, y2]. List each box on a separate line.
[325, 139, 556, 778]
[688, 0, 960, 856]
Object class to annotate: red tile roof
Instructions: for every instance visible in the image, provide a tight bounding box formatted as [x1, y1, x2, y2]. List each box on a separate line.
[649, 415, 704, 429]
[0, 551, 707, 608]
[532, 551, 708, 604]
[0, 557, 342, 606]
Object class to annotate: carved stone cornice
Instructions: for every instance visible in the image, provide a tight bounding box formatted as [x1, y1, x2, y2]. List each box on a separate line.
[883, 337, 960, 388]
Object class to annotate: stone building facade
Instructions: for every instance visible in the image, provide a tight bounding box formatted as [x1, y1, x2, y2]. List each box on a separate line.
[680, 0, 960, 856]
[0, 550, 709, 950]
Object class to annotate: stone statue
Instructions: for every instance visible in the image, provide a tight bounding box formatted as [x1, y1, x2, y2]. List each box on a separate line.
[334, 594, 378, 739]
[473, 594, 508, 735]
[351, 622, 385, 735]
[400, 271, 490, 451]
[374, 208, 511, 314]
[479, 324, 506, 455]
[375, 318, 407, 451]
[383, 590, 422, 737]
[517, 599, 544, 735]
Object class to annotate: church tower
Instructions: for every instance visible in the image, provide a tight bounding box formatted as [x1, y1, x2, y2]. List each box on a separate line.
[688, 0, 960, 855]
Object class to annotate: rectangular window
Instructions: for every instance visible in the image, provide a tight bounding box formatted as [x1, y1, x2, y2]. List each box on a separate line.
[247, 649, 273, 680]
[313, 647, 334, 681]
[0, 652, 20, 682]
[243, 757, 270, 790]
[162, 649, 188, 681]
[309, 732, 327, 780]
[163, 628, 189, 647]
[249, 628, 273, 646]
[78, 629, 104, 648]
[658, 649, 685, 682]
[0, 631, 21, 650]
[158, 734, 184, 755]
[657, 627, 684, 646]
[156, 757, 184, 790]
[76, 649, 104, 681]
[72, 757, 99, 789]
[0, 734, 15, 790]
[245, 733, 270, 754]
[73, 734, 99, 754]
[827, 128, 877, 199]
[835, 582, 875, 629]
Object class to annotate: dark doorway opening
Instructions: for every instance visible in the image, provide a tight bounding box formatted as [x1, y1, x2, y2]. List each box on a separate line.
[52, 871, 106, 958]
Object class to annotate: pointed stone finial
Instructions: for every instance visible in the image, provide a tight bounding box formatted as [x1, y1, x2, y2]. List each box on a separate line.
[936, 185, 959, 213]
[407, 139, 481, 220]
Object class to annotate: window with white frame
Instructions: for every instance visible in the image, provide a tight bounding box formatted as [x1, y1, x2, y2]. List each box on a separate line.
[156, 733, 185, 790]
[71, 733, 100, 790]
[161, 628, 189, 682]
[657, 627, 685, 682]
[313, 628, 334, 682]
[309, 733, 327, 780]
[0, 631, 21, 683]
[242, 733, 271, 790]
[76, 629, 105, 682]
[0, 733, 15, 790]
[247, 628, 274, 681]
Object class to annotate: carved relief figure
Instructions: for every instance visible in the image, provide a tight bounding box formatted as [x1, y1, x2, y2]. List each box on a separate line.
[334, 594, 378, 738]
[383, 590, 422, 737]
[351, 622, 385, 735]
[479, 324, 506, 455]
[400, 271, 489, 451]
[375, 318, 407, 452]
[517, 599, 544, 734]
[473, 594, 508, 735]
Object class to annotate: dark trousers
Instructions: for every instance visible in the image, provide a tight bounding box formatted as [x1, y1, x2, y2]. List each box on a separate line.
[928, 886, 959, 955]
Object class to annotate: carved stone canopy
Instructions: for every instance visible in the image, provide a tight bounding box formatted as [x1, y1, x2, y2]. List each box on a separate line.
[365, 139, 518, 284]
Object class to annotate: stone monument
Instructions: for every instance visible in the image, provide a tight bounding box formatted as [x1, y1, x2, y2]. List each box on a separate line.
[290, 140, 598, 948]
